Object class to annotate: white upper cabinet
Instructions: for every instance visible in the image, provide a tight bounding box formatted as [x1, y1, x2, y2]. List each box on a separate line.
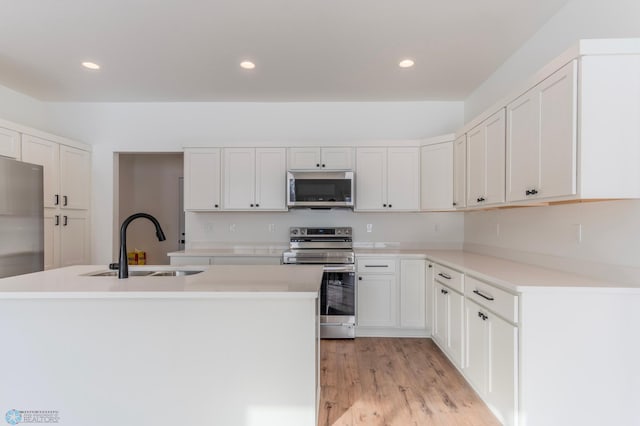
[453, 135, 467, 208]
[287, 147, 353, 170]
[255, 148, 287, 209]
[184, 148, 221, 210]
[356, 147, 420, 211]
[21, 135, 60, 208]
[467, 109, 506, 207]
[507, 60, 577, 202]
[223, 148, 286, 211]
[0, 127, 20, 159]
[421, 142, 453, 211]
[59, 145, 90, 210]
[355, 147, 386, 210]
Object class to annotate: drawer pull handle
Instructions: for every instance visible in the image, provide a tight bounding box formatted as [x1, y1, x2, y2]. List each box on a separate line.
[440, 289, 448, 295]
[365, 265, 389, 268]
[473, 289, 495, 301]
[437, 272, 451, 280]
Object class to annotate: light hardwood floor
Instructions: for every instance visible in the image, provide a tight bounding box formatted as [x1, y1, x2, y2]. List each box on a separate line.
[318, 338, 501, 426]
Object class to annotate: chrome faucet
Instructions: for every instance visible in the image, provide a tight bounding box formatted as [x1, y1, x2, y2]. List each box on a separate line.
[118, 213, 166, 279]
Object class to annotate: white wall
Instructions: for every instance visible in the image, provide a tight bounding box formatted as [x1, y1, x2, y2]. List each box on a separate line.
[465, 0, 640, 120]
[0, 84, 54, 133]
[462, 0, 640, 284]
[42, 101, 464, 263]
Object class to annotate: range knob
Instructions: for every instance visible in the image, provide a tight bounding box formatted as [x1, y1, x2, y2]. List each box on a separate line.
[291, 228, 299, 235]
[300, 229, 307, 235]
[336, 229, 342, 235]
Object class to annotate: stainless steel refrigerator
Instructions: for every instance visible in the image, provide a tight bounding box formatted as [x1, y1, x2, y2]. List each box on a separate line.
[0, 156, 44, 278]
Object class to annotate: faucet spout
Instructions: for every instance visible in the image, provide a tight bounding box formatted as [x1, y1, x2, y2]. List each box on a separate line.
[118, 213, 166, 279]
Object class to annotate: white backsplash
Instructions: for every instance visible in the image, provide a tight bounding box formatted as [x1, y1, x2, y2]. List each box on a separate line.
[186, 209, 464, 249]
[464, 200, 640, 284]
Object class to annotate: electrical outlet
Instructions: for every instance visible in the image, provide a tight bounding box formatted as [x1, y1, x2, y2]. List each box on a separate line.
[574, 224, 582, 243]
[496, 223, 500, 237]
[268, 224, 275, 232]
[434, 223, 440, 232]
[229, 224, 236, 232]
[366, 224, 373, 233]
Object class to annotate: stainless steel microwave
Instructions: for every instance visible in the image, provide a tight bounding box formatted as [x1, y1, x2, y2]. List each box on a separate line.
[287, 171, 354, 208]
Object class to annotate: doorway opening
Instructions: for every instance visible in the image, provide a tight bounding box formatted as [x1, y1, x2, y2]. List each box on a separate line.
[116, 153, 184, 265]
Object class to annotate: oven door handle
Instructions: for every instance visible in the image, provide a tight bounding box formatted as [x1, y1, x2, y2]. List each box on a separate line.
[322, 265, 355, 273]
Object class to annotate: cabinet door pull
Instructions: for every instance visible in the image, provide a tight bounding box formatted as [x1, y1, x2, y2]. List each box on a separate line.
[250, 204, 254, 207]
[63, 215, 68, 226]
[477, 197, 486, 202]
[383, 204, 387, 207]
[388, 204, 392, 208]
[525, 189, 539, 196]
[441, 289, 449, 295]
[478, 311, 488, 321]
[63, 195, 68, 206]
[473, 289, 495, 301]
[214, 204, 219, 208]
[54, 194, 60, 206]
[316, 163, 320, 168]
[452, 202, 457, 206]
[255, 203, 260, 207]
[438, 272, 451, 280]
[322, 164, 326, 168]
[358, 276, 362, 281]
[54, 215, 60, 226]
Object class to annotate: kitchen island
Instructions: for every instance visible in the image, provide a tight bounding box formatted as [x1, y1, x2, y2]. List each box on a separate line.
[0, 264, 323, 426]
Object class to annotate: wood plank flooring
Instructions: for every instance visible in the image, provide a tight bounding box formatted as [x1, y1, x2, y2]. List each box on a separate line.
[318, 338, 501, 426]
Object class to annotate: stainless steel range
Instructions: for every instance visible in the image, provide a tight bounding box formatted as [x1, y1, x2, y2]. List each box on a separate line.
[283, 227, 355, 339]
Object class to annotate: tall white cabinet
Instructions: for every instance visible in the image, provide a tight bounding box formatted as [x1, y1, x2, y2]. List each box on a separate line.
[356, 147, 420, 211]
[21, 134, 91, 269]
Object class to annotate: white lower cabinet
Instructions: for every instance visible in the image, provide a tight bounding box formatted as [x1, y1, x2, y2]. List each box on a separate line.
[44, 209, 90, 269]
[356, 256, 428, 336]
[400, 259, 426, 328]
[465, 300, 518, 426]
[357, 273, 397, 328]
[432, 271, 464, 369]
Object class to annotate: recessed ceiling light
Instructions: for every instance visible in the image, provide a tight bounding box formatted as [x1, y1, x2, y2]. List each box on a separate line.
[398, 59, 415, 68]
[82, 61, 100, 70]
[240, 61, 256, 70]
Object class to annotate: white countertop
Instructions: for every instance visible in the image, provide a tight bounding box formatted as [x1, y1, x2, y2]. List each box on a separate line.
[422, 250, 639, 293]
[0, 264, 323, 299]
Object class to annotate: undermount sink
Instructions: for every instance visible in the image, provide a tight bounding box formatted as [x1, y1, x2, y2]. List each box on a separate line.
[84, 269, 204, 277]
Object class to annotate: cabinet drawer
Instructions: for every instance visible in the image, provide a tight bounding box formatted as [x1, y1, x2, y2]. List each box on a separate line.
[357, 258, 396, 274]
[465, 276, 518, 323]
[434, 264, 464, 293]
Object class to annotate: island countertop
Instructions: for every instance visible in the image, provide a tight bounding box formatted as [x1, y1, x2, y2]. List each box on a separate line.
[0, 264, 323, 298]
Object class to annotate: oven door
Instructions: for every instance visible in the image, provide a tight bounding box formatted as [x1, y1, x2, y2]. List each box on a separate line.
[320, 264, 356, 339]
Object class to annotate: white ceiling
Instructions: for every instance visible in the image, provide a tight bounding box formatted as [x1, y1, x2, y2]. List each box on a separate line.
[0, 0, 570, 102]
